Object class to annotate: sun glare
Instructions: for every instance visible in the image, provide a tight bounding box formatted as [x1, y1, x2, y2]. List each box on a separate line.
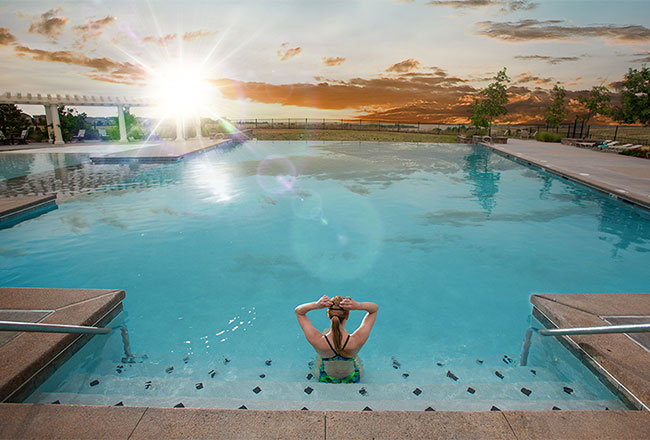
[150, 65, 214, 119]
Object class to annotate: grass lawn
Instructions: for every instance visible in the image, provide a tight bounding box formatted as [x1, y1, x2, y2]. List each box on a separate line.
[248, 128, 458, 143]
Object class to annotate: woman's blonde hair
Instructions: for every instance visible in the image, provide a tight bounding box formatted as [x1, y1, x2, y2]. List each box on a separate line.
[327, 296, 352, 358]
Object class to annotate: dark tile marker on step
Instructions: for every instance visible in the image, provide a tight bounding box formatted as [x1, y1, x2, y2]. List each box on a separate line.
[495, 371, 504, 379]
[520, 387, 532, 396]
[362, 406, 372, 411]
[301, 407, 308, 410]
[209, 369, 216, 378]
[436, 362, 444, 367]
[224, 358, 230, 365]
[259, 374, 266, 378]
[114, 401, 124, 406]
[563, 386, 573, 395]
[392, 356, 400, 369]
[425, 407, 435, 411]
[306, 373, 313, 380]
[359, 387, 368, 396]
[89, 379, 100, 387]
[490, 406, 501, 411]
[552, 406, 561, 411]
[467, 387, 476, 394]
[446, 371, 458, 381]
[195, 383, 203, 390]
[252, 386, 262, 394]
[304, 386, 314, 395]
[530, 369, 536, 375]
[402, 373, 409, 378]
[239, 405, 247, 410]
[476, 359, 483, 364]
[413, 388, 422, 396]
[183, 356, 190, 364]
[265, 359, 272, 366]
[174, 403, 185, 408]
[51, 400, 60, 404]
[165, 366, 174, 374]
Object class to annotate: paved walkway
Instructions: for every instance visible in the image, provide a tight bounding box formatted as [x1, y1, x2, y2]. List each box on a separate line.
[483, 139, 650, 209]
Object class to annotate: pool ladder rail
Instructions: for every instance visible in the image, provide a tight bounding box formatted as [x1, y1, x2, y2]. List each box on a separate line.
[0, 320, 136, 363]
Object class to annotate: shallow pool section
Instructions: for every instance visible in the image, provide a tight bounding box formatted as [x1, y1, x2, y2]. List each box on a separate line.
[2, 141, 649, 410]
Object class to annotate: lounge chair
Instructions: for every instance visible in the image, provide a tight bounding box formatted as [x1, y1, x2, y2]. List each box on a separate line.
[72, 129, 86, 142]
[98, 128, 110, 141]
[17, 129, 29, 144]
[611, 143, 642, 151]
[596, 140, 618, 149]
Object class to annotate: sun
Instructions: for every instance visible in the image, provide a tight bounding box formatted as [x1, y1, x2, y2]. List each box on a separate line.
[150, 64, 215, 119]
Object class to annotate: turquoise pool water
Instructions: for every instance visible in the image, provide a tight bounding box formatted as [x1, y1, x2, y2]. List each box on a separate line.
[2, 141, 649, 410]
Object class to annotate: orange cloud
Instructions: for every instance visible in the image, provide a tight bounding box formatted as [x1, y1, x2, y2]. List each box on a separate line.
[74, 16, 116, 46]
[277, 43, 301, 61]
[29, 8, 68, 42]
[386, 58, 421, 73]
[142, 33, 177, 45]
[13, 45, 146, 84]
[0, 28, 16, 45]
[323, 56, 346, 66]
[182, 30, 217, 41]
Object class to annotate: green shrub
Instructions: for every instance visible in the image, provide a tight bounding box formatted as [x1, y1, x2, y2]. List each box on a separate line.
[535, 132, 563, 142]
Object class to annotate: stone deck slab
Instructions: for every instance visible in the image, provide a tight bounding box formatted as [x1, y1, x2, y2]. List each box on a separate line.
[0, 195, 56, 224]
[0, 288, 125, 402]
[531, 293, 650, 409]
[1, 405, 648, 439]
[90, 138, 232, 163]
[482, 139, 650, 209]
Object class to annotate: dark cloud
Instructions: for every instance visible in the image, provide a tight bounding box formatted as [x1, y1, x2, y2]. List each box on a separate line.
[0, 27, 17, 45]
[323, 56, 346, 66]
[74, 16, 116, 46]
[13, 45, 146, 84]
[476, 19, 650, 43]
[514, 72, 554, 85]
[277, 43, 301, 61]
[514, 55, 580, 64]
[426, 0, 537, 11]
[182, 30, 217, 41]
[29, 8, 68, 42]
[386, 58, 421, 73]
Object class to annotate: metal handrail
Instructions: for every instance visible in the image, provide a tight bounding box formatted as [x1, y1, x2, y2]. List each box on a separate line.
[520, 323, 650, 366]
[0, 320, 110, 334]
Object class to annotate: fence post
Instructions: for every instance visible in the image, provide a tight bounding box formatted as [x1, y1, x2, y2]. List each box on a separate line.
[579, 120, 585, 138]
[271, 118, 274, 129]
[255, 118, 258, 129]
[417, 121, 420, 132]
[572, 117, 577, 138]
[288, 118, 290, 129]
[614, 125, 619, 141]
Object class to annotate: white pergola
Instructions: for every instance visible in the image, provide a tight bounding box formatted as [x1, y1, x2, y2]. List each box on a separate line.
[0, 92, 200, 144]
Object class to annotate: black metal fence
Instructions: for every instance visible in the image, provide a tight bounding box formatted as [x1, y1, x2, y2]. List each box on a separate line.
[233, 118, 649, 146]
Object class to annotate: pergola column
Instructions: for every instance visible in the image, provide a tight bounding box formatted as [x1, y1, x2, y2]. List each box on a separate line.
[44, 105, 54, 142]
[195, 117, 203, 139]
[49, 104, 64, 144]
[175, 117, 184, 141]
[117, 105, 128, 142]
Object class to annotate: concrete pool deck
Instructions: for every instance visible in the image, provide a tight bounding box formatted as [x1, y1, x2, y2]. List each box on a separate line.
[482, 139, 650, 210]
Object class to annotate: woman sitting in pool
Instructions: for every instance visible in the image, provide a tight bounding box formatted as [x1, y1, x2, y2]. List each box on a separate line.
[295, 295, 378, 383]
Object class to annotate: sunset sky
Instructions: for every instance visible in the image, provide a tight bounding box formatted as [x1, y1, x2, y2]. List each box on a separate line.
[1, 0, 649, 124]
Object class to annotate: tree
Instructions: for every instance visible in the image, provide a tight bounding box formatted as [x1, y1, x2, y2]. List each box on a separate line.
[0, 104, 28, 140]
[544, 83, 567, 129]
[613, 65, 650, 125]
[57, 106, 89, 142]
[470, 68, 510, 135]
[578, 85, 611, 124]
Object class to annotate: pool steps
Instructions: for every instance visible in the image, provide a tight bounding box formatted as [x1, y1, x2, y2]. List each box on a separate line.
[25, 364, 625, 411]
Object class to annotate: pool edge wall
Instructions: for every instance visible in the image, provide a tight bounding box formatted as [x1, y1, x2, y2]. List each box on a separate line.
[531, 293, 650, 411]
[0, 287, 125, 403]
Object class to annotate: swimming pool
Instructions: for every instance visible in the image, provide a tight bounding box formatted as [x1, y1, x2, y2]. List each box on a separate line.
[2, 141, 649, 410]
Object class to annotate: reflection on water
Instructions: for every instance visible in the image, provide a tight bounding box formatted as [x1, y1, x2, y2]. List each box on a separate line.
[463, 145, 500, 214]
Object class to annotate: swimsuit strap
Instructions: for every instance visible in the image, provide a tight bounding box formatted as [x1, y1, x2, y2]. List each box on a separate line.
[341, 334, 350, 351]
[324, 334, 337, 354]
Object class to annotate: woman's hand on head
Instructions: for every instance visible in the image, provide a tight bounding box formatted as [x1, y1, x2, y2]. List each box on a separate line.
[340, 296, 360, 310]
[316, 295, 333, 309]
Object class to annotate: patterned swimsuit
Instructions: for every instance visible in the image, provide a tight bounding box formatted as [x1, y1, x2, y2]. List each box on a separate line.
[318, 334, 360, 384]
